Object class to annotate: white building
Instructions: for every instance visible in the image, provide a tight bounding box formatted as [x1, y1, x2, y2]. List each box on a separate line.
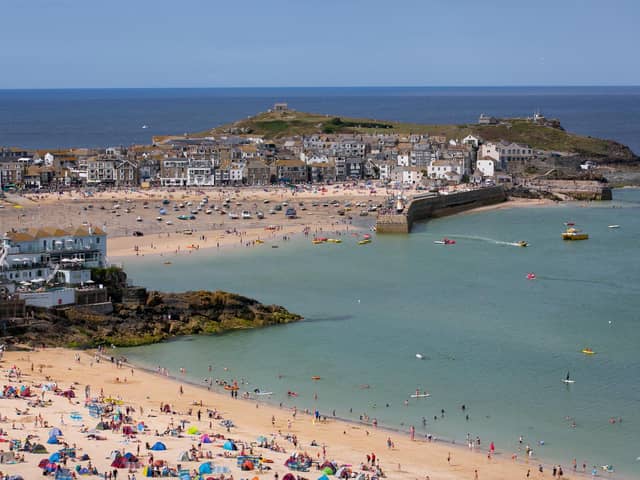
[397, 153, 410, 167]
[462, 135, 480, 148]
[476, 157, 496, 177]
[427, 159, 464, 180]
[0, 226, 107, 298]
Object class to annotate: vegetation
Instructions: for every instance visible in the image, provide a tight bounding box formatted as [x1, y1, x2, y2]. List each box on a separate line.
[186, 110, 637, 161]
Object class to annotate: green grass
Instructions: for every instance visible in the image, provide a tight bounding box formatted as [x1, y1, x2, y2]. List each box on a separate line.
[183, 110, 635, 159]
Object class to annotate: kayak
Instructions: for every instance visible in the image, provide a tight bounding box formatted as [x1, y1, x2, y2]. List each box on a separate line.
[581, 349, 595, 355]
[311, 376, 321, 380]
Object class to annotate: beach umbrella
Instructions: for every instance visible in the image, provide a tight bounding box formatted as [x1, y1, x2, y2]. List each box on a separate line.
[198, 462, 213, 474]
[187, 425, 199, 435]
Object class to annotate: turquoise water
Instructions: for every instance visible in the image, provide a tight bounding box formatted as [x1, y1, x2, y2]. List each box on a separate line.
[118, 189, 640, 477]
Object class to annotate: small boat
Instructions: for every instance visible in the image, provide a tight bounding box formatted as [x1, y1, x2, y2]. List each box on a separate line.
[287, 391, 298, 397]
[136, 216, 142, 222]
[205, 209, 213, 215]
[526, 273, 536, 280]
[255, 239, 264, 244]
[165, 220, 173, 225]
[581, 348, 595, 355]
[562, 227, 589, 240]
[228, 212, 239, 219]
[363, 234, 371, 240]
[141, 125, 149, 129]
[608, 225, 620, 229]
[327, 238, 342, 244]
[358, 239, 372, 245]
[410, 393, 431, 398]
[311, 376, 321, 381]
[255, 391, 273, 396]
[434, 238, 455, 245]
[312, 240, 324, 245]
[163, 261, 172, 265]
[516, 241, 528, 247]
[242, 210, 252, 219]
[415, 353, 424, 360]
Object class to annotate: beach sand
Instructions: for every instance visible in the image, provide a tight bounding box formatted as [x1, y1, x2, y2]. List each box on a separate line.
[0, 348, 572, 480]
[0, 186, 555, 260]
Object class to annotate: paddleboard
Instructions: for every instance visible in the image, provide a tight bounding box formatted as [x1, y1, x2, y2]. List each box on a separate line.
[255, 392, 273, 396]
[410, 393, 431, 398]
[562, 380, 575, 384]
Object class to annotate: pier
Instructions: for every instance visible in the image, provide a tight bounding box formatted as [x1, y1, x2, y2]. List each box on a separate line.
[376, 186, 507, 233]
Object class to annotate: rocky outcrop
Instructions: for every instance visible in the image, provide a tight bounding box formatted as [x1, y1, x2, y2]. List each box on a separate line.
[2, 268, 302, 348]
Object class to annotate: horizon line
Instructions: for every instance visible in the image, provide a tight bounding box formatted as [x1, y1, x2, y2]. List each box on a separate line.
[1, 84, 640, 91]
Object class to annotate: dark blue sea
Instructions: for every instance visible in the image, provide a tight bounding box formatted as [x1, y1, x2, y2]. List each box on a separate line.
[0, 87, 639, 153]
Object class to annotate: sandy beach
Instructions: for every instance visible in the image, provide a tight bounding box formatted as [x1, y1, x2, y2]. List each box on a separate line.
[0, 186, 554, 259]
[0, 347, 583, 480]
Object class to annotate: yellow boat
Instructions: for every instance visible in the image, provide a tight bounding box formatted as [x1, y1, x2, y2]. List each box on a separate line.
[358, 239, 372, 245]
[581, 348, 595, 355]
[255, 239, 264, 244]
[312, 240, 324, 245]
[327, 238, 342, 244]
[562, 227, 589, 241]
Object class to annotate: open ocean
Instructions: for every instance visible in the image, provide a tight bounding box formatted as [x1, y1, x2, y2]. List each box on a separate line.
[116, 189, 640, 478]
[0, 86, 639, 153]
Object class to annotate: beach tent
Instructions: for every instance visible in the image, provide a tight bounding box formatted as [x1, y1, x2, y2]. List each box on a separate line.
[32, 444, 47, 453]
[322, 467, 334, 475]
[241, 460, 255, 471]
[198, 462, 213, 474]
[317, 475, 330, 480]
[49, 452, 61, 462]
[222, 440, 237, 451]
[49, 427, 63, 437]
[47, 435, 59, 445]
[111, 456, 127, 468]
[177, 451, 190, 462]
[150, 441, 167, 451]
[200, 434, 212, 443]
[283, 474, 296, 480]
[187, 425, 199, 435]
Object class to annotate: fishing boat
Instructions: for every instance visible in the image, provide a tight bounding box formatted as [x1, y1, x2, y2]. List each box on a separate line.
[581, 348, 595, 355]
[562, 226, 589, 240]
[358, 239, 372, 245]
[516, 241, 528, 247]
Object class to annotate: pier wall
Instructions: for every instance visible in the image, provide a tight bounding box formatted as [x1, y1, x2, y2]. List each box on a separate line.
[376, 186, 506, 234]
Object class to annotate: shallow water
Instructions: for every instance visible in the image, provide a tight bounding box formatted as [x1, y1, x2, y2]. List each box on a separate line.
[118, 189, 640, 476]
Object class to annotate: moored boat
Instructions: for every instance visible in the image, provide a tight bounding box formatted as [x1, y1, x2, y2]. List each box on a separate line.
[562, 227, 589, 240]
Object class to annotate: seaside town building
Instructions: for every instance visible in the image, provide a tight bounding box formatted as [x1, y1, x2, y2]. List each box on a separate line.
[0, 226, 107, 308]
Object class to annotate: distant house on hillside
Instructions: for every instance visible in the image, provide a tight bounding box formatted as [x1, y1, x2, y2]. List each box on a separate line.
[273, 103, 289, 112]
[478, 113, 498, 125]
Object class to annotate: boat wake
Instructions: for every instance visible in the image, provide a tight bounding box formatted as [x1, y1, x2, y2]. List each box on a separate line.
[442, 235, 523, 247]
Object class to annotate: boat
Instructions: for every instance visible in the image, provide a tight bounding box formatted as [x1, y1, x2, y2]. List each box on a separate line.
[287, 391, 298, 397]
[562, 227, 589, 240]
[608, 225, 620, 229]
[136, 216, 142, 222]
[242, 211, 252, 219]
[141, 125, 149, 129]
[205, 209, 213, 215]
[434, 238, 455, 245]
[358, 239, 372, 245]
[177, 214, 194, 220]
[327, 238, 342, 244]
[415, 353, 424, 360]
[255, 239, 264, 244]
[562, 371, 575, 384]
[410, 393, 431, 398]
[163, 261, 172, 265]
[223, 385, 239, 391]
[516, 241, 528, 247]
[312, 240, 324, 245]
[256, 211, 264, 219]
[255, 391, 273, 396]
[311, 376, 321, 380]
[526, 273, 536, 280]
[581, 348, 595, 355]
[228, 212, 239, 219]
[363, 234, 371, 240]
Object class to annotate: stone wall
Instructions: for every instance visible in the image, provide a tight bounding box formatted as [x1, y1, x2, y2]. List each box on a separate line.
[377, 187, 506, 234]
[522, 179, 612, 200]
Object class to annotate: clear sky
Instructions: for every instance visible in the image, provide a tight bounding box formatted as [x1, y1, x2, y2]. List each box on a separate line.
[2, 0, 638, 88]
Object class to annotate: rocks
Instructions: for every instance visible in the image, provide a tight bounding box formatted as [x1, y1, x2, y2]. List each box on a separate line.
[2, 268, 302, 348]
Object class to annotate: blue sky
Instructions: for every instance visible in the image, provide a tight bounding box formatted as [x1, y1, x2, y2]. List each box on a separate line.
[2, 0, 638, 88]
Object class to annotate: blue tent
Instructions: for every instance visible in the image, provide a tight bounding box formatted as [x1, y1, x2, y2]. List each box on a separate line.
[49, 452, 61, 462]
[317, 475, 330, 480]
[198, 462, 213, 474]
[49, 428, 63, 437]
[150, 441, 167, 451]
[47, 436, 59, 445]
[222, 440, 237, 451]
